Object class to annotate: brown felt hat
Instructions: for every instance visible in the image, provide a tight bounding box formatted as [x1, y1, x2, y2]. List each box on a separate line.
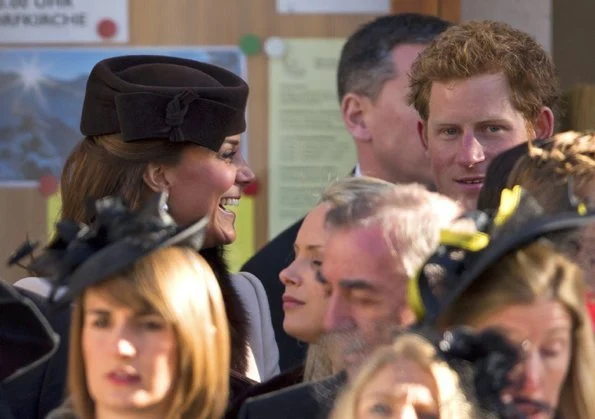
[80, 55, 248, 151]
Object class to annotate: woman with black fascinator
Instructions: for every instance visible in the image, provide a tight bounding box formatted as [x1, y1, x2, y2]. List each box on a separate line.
[436, 327, 529, 419]
[330, 326, 524, 419]
[410, 186, 595, 418]
[17, 193, 232, 419]
[12, 55, 279, 416]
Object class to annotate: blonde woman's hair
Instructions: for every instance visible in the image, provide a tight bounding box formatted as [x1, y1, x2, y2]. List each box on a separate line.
[330, 333, 474, 419]
[440, 241, 595, 419]
[68, 247, 230, 419]
[304, 343, 334, 382]
[303, 332, 346, 382]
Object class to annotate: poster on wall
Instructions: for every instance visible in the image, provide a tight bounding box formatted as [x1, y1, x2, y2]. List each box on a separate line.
[0, 46, 246, 185]
[0, 0, 129, 44]
[267, 38, 356, 239]
[276, 0, 390, 14]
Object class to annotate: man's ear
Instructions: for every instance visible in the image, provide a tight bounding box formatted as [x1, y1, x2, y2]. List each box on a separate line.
[417, 120, 429, 154]
[143, 163, 171, 193]
[532, 106, 555, 139]
[341, 93, 372, 143]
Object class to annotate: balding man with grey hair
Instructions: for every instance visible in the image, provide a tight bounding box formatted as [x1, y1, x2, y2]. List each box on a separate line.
[319, 180, 462, 376]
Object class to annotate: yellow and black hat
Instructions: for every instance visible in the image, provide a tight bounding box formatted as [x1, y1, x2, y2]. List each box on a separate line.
[409, 185, 595, 324]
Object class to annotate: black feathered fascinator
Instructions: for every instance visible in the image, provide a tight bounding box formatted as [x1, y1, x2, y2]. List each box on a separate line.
[435, 326, 552, 418]
[8, 192, 208, 309]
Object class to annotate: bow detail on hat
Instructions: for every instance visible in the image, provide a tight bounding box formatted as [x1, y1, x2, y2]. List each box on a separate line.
[165, 90, 201, 142]
[81, 55, 249, 150]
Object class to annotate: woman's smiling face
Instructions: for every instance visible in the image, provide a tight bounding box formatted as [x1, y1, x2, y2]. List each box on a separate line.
[163, 136, 255, 247]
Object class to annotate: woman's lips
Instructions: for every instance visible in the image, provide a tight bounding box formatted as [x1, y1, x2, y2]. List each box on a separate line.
[106, 370, 141, 386]
[282, 295, 305, 310]
[513, 398, 552, 418]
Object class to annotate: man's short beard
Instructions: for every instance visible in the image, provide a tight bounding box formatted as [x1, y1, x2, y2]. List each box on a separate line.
[327, 320, 403, 378]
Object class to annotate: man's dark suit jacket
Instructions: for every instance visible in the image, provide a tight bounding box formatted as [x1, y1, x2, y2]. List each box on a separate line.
[238, 372, 346, 419]
[1, 289, 70, 419]
[241, 218, 307, 371]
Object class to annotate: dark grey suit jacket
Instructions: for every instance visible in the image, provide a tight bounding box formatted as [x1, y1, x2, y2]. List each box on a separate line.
[237, 372, 347, 419]
[1, 289, 70, 419]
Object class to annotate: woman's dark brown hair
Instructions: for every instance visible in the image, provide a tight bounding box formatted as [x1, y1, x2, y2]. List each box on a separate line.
[61, 135, 185, 224]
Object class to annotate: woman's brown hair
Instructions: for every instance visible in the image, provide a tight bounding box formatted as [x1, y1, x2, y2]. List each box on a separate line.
[68, 247, 230, 419]
[61, 135, 185, 224]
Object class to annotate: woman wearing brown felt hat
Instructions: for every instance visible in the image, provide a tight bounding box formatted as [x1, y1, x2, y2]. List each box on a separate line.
[12, 55, 279, 417]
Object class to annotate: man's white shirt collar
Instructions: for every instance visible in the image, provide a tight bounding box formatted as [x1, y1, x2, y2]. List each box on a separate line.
[354, 162, 362, 178]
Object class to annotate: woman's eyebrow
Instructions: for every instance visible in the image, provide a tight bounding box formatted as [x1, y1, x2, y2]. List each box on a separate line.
[294, 244, 324, 253]
[224, 138, 240, 146]
[84, 308, 109, 315]
[134, 308, 160, 317]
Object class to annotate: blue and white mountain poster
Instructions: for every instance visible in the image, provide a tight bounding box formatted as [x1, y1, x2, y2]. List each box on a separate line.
[0, 47, 245, 183]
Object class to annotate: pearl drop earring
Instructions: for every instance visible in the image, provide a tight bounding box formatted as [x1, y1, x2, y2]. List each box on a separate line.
[162, 190, 170, 212]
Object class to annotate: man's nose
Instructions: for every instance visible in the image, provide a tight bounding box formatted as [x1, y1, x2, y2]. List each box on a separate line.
[456, 131, 485, 168]
[323, 293, 352, 333]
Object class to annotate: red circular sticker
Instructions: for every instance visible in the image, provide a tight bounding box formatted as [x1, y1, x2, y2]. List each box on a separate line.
[97, 19, 118, 39]
[38, 175, 59, 198]
[243, 179, 259, 196]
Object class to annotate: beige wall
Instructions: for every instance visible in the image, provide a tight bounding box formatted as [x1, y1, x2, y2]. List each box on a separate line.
[553, 0, 595, 90]
[461, 0, 595, 93]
